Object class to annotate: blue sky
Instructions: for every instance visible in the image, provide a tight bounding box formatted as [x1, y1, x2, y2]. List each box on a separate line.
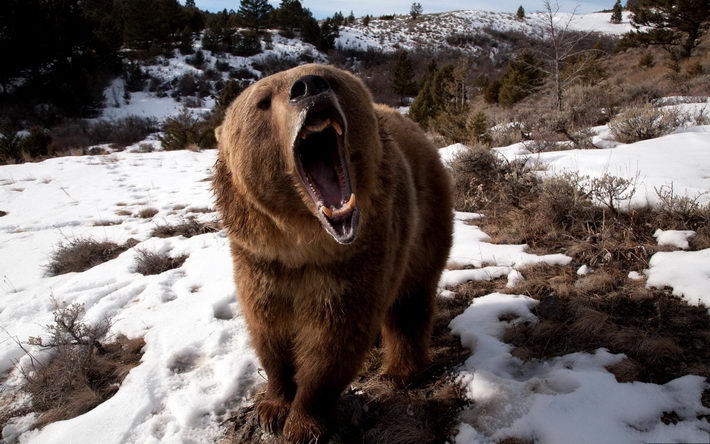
[192, 1, 614, 18]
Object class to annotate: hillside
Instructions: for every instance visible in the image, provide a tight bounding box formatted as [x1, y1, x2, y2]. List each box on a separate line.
[337, 10, 633, 53]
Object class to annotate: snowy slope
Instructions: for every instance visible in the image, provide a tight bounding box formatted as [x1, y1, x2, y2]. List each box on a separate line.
[337, 10, 633, 52]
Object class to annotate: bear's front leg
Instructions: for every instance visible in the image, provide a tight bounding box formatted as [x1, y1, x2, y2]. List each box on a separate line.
[283, 317, 374, 443]
[250, 327, 297, 434]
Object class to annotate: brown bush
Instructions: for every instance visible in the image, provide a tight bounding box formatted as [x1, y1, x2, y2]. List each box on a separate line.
[46, 238, 138, 276]
[132, 248, 188, 275]
[448, 145, 539, 212]
[150, 218, 219, 238]
[23, 302, 144, 428]
[609, 105, 684, 143]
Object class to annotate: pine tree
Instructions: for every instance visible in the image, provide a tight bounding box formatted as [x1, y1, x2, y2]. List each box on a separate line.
[363, 15, 371, 26]
[390, 51, 417, 105]
[516, 5, 526, 19]
[410, 3, 423, 20]
[331, 11, 345, 27]
[238, 0, 272, 32]
[467, 111, 492, 146]
[272, 0, 309, 34]
[317, 17, 339, 50]
[610, 0, 622, 24]
[626, 0, 709, 57]
[498, 52, 545, 106]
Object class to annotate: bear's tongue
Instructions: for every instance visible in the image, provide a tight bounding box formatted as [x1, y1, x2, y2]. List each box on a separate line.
[307, 156, 343, 206]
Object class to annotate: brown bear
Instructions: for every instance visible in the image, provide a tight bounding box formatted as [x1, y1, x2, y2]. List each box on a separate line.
[212, 64, 453, 443]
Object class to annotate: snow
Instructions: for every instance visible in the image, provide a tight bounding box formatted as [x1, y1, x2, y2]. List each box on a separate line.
[0, 150, 259, 442]
[646, 249, 710, 309]
[337, 10, 633, 53]
[450, 293, 710, 444]
[653, 228, 696, 250]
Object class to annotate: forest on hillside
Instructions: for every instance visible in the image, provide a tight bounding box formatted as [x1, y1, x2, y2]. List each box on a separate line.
[0, 0, 708, 163]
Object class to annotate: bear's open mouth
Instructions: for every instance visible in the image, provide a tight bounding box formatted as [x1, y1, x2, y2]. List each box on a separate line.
[293, 102, 359, 244]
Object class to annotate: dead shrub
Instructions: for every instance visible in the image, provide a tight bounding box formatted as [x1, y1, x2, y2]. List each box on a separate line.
[448, 145, 539, 212]
[22, 302, 144, 428]
[50, 116, 158, 153]
[158, 108, 217, 151]
[531, 174, 596, 230]
[46, 238, 138, 276]
[150, 218, 219, 238]
[132, 248, 188, 275]
[608, 105, 684, 143]
[137, 207, 159, 218]
[587, 173, 637, 214]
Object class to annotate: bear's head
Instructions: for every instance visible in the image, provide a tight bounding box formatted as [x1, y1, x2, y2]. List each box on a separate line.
[216, 64, 381, 245]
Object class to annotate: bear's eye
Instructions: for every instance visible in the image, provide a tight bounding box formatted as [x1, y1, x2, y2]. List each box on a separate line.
[257, 95, 271, 110]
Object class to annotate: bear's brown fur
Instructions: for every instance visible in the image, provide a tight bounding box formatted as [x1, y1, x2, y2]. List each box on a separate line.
[213, 64, 453, 443]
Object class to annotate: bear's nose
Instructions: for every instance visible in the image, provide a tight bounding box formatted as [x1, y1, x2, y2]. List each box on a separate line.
[289, 75, 331, 101]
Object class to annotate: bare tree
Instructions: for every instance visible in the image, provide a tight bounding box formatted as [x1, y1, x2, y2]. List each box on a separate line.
[537, 0, 603, 110]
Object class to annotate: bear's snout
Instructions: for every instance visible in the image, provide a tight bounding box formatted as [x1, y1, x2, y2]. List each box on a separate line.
[289, 75, 331, 102]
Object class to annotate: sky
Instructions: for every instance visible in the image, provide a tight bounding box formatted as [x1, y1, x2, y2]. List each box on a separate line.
[192, 1, 614, 18]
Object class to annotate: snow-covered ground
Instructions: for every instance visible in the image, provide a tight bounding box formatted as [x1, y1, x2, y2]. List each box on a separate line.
[337, 10, 633, 52]
[100, 33, 326, 122]
[2, 99, 710, 442]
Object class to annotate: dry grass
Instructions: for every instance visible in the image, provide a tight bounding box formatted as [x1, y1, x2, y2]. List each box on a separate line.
[45, 238, 139, 276]
[20, 302, 144, 429]
[503, 264, 710, 384]
[132, 248, 188, 275]
[136, 207, 159, 218]
[150, 218, 220, 238]
[223, 291, 474, 443]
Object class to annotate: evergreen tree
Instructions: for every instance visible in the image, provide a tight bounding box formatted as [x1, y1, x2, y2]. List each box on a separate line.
[347, 11, 356, 24]
[363, 15, 371, 26]
[121, 0, 183, 49]
[498, 52, 545, 106]
[317, 17, 340, 50]
[272, 0, 312, 34]
[390, 51, 418, 105]
[238, 0, 272, 32]
[202, 10, 236, 52]
[331, 11, 345, 27]
[610, 0, 622, 24]
[301, 16, 322, 46]
[409, 59, 469, 139]
[625, 0, 709, 57]
[410, 3, 423, 20]
[516, 5, 526, 19]
[467, 111, 492, 146]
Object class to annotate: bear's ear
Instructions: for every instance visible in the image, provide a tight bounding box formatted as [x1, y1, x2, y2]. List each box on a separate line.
[215, 125, 223, 144]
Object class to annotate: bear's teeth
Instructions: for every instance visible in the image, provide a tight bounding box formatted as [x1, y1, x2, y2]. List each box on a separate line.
[319, 194, 356, 219]
[305, 119, 331, 133]
[331, 120, 343, 136]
